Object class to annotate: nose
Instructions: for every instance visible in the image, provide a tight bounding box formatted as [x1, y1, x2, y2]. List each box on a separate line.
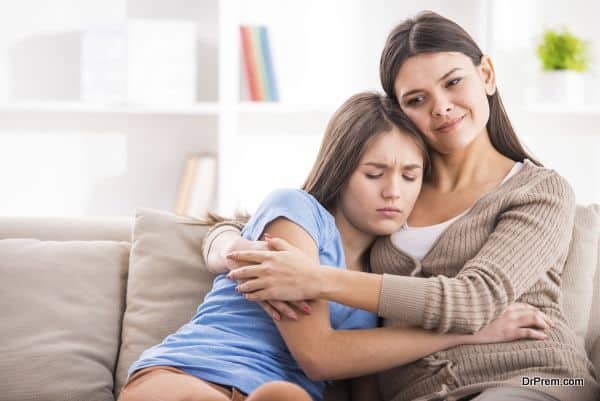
[431, 93, 453, 117]
[381, 174, 402, 201]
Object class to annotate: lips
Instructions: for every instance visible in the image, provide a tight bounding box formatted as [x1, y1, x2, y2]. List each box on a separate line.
[435, 115, 465, 132]
[377, 207, 401, 212]
[376, 207, 402, 218]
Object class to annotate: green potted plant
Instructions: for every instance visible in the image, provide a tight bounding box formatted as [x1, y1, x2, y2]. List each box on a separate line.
[536, 28, 590, 104]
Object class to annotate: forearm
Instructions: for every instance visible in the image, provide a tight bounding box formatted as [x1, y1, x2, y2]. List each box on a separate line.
[203, 228, 241, 274]
[311, 325, 469, 380]
[369, 175, 576, 333]
[318, 267, 382, 314]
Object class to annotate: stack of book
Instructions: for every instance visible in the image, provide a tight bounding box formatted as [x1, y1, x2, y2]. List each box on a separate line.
[174, 154, 217, 218]
[239, 25, 279, 102]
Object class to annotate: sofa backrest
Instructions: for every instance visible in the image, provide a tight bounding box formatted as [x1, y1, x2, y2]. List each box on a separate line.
[0, 204, 598, 401]
[0, 216, 132, 241]
[0, 217, 132, 401]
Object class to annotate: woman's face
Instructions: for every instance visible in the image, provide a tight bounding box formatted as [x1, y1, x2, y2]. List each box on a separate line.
[393, 52, 496, 155]
[337, 128, 423, 236]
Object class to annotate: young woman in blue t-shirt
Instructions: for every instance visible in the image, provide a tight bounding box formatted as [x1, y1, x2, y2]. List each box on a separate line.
[119, 93, 551, 401]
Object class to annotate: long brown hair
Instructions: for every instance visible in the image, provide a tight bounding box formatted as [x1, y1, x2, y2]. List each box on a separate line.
[302, 92, 428, 211]
[379, 10, 540, 165]
[196, 92, 428, 225]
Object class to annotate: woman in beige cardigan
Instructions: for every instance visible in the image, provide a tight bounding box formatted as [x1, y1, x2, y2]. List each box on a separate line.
[207, 11, 599, 401]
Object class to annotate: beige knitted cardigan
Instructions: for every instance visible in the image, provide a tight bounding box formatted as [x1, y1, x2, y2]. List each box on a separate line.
[370, 160, 597, 401]
[202, 160, 599, 401]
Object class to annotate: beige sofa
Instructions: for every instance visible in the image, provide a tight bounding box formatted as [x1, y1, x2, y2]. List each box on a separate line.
[1, 206, 599, 401]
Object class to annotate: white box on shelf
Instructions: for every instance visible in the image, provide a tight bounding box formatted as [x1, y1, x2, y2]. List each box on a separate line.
[81, 19, 197, 106]
[81, 24, 128, 104]
[127, 19, 197, 105]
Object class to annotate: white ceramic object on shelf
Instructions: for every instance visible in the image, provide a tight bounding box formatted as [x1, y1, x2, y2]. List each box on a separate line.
[537, 70, 585, 105]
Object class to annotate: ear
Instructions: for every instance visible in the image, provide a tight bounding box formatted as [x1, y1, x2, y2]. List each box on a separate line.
[479, 55, 496, 96]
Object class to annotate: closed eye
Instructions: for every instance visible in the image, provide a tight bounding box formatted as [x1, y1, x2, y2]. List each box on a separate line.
[365, 173, 383, 179]
[406, 95, 425, 107]
[446, 77, 462, 87]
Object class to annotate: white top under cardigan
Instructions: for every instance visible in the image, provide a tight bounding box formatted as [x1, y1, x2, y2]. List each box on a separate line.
[391, 162, 524, 260]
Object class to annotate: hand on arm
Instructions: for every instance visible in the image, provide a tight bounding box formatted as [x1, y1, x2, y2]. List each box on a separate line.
[227, 236, 382, 313]
[202, 223, 310, 320]
[247, 219, 552, 381]
[202, 224, 244, 274]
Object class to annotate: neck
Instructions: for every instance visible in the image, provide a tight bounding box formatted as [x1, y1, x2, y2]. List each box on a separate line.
[429, 130, 513, 192]
[332, 209, 374, 271]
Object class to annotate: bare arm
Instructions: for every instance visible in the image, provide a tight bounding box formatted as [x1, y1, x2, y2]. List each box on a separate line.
[372, 174, 576, 333]
[229, 173, 574, 334]
[259, 218, 550, 381]
[261, 218, 473, 381]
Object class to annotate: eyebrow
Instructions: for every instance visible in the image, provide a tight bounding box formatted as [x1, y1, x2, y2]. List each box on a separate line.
[363, 162, 422, 170]
[401, 67, 463, 99]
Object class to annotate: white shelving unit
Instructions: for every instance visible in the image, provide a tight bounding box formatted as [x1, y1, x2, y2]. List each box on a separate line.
[1, 0, 597, 216]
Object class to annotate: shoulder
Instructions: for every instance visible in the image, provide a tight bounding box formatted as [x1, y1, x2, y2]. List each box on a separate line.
[242, 189, 334, 244]
[260, 188, 320, 210]
[513, 160, 575, 205]
[491, 161, 576, 227]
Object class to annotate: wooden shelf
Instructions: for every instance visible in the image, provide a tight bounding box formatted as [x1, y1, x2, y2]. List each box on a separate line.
[0, 101, 220, 116]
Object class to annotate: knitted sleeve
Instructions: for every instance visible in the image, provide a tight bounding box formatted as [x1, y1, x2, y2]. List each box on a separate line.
[200, 220, 244, 265]
[377, 172, 576, 333]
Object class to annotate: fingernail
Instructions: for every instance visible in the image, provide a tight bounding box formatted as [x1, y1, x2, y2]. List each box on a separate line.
[302, 305, 312, 314]
[235, 286, 240, 292]
[264, 233, 272, 239]
[289, 313, 298, 320]
[273, 313, 281, 321]
[226, 253, 234, 259]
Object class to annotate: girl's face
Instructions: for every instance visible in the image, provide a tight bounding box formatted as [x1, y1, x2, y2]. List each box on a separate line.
[393, 52, 496, 155]
[337, 128, 423, 236]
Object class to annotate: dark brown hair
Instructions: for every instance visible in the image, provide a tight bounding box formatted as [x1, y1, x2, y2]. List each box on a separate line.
[196, 92, 428, 225]
[379, 10, 540, 165]
[302, 91, 428, 211]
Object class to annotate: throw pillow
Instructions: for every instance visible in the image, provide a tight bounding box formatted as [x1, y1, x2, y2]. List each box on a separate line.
[114, 208, 216, 397]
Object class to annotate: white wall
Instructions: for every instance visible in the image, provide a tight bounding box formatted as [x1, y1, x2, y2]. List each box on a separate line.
[0, 0, 598, 217]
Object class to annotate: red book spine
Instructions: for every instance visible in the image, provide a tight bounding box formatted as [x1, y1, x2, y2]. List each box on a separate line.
[239, 25, 261, 101]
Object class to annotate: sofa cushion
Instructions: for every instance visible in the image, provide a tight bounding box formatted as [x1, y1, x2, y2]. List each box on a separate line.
[584, 204, 600, 355]
[114, 208, 216, 397]
[561, 205, 600, 347]
[0, 239, 129, 401]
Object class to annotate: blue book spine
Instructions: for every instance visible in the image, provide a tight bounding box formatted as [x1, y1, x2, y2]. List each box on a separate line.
[259, 26, 279, 102]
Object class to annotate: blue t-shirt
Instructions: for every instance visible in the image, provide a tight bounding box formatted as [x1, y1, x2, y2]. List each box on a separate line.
[128, 189, 378, 401]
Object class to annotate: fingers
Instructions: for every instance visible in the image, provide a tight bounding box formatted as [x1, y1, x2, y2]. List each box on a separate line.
[293, 301, 312, 315]
[227, 250, 272, 263]
[227, 265, 263, 281]
[517, 310, 550, 330]
[235, 278, 266, 293]
[505, 303, 554, 328]
[264, 236, 292, 251]
[244, 290, 269, 302]
[259, 301, 281, 321]
[267, 300, 298, 321]
[516, 327, 548, 341]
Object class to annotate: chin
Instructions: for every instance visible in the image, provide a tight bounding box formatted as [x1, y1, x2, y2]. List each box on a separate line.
[371, 222, 404, 236]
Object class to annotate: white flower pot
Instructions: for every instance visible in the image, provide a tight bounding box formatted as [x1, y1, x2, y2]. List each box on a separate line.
[537, 70, 585, 105]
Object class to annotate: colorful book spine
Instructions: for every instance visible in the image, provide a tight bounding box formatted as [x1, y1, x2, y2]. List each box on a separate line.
[252, 26, 269, 101]
[239, 25, 261, 101]
[239, 24, 279, 102]
[259, 26, 279, 102]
